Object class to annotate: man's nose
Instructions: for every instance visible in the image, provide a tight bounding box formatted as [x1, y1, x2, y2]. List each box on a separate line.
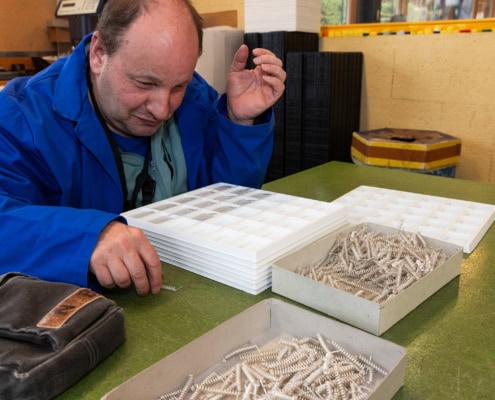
[146, 89, 171, 121]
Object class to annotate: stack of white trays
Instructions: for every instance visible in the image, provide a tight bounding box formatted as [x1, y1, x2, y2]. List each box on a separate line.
[122, 183, 347, 294]
[244, 0, 322, 33]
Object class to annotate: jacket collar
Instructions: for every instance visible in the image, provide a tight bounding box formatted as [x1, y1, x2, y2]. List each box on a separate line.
[53, 34, 93, 122]
[52, 34, 123, 200]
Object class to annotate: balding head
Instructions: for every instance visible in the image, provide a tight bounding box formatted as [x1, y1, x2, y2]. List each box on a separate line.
[95, 0, 203, 56]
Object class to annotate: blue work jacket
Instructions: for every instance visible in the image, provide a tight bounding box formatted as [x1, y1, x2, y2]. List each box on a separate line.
[0, 34, 274, 288]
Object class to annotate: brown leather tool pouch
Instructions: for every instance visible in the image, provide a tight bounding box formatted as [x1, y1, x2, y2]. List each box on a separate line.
[0, 273, 125, 399]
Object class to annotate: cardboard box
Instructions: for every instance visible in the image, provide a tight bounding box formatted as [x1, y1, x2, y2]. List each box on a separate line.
[271, 223, 463, 335]
[201, 10, 238, 28]
[47, 27, 71, 43]
[102, 299, 406, 400]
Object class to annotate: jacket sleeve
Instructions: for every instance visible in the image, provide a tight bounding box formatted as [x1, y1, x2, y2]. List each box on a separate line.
[177, 73, 274, 190]
[210, 94, 274, 188]
[0, 197, 118, 289]
[0, 92, 119, 289]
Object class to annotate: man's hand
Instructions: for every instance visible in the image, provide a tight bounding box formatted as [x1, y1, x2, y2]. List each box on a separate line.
[226, 45, 287, 125]
[89, 221, 163, 295]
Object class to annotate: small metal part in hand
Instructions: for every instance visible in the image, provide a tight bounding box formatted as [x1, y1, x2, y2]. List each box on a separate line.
[161, 284, 182, 292]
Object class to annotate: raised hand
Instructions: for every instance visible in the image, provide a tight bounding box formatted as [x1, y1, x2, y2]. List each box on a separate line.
[226, 45, 286, 125]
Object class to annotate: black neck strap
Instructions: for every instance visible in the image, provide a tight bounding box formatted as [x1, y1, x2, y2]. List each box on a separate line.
[86, 63, 155, 211]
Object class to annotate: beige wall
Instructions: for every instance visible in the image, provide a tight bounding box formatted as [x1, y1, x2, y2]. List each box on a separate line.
[321, 34, 495, 183]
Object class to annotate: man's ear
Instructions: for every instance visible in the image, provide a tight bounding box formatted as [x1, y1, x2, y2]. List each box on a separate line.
[89, 32, 106, 74]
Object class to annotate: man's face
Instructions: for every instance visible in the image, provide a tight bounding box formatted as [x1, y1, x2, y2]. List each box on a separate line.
[89, 4, 199, 138]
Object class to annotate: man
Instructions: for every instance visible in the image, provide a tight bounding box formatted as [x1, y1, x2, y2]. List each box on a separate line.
[0, 0, 286, 295]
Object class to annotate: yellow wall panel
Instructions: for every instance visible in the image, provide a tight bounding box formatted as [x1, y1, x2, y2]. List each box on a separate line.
[321, 33, 495, 183]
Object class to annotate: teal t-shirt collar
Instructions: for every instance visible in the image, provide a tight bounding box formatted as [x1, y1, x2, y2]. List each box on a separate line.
[119, 117, 188, 207]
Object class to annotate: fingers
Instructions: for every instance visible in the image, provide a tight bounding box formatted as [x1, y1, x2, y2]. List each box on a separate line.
[230, 44, 250, 73]
[90, 262, 116, 289]
[89, 221, 163, 296]
[136, 239, 163, 294]
[258, 62, 287, 84]
[230, 46, 284, 73]
[250, 54, 287, 103]
[251, 49, 287, 92]
[252, 48, 284, 69]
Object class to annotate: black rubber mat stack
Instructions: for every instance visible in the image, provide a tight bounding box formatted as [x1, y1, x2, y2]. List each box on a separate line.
[244, 32, 318, 182]
[244, 32, 363, 182]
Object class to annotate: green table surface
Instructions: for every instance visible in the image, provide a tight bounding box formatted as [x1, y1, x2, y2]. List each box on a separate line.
[58, 161, 495, 400]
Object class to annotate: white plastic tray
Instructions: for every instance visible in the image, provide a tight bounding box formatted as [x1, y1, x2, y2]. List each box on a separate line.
[123, 183, 347, 294]
[332, 185, 495, 253]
